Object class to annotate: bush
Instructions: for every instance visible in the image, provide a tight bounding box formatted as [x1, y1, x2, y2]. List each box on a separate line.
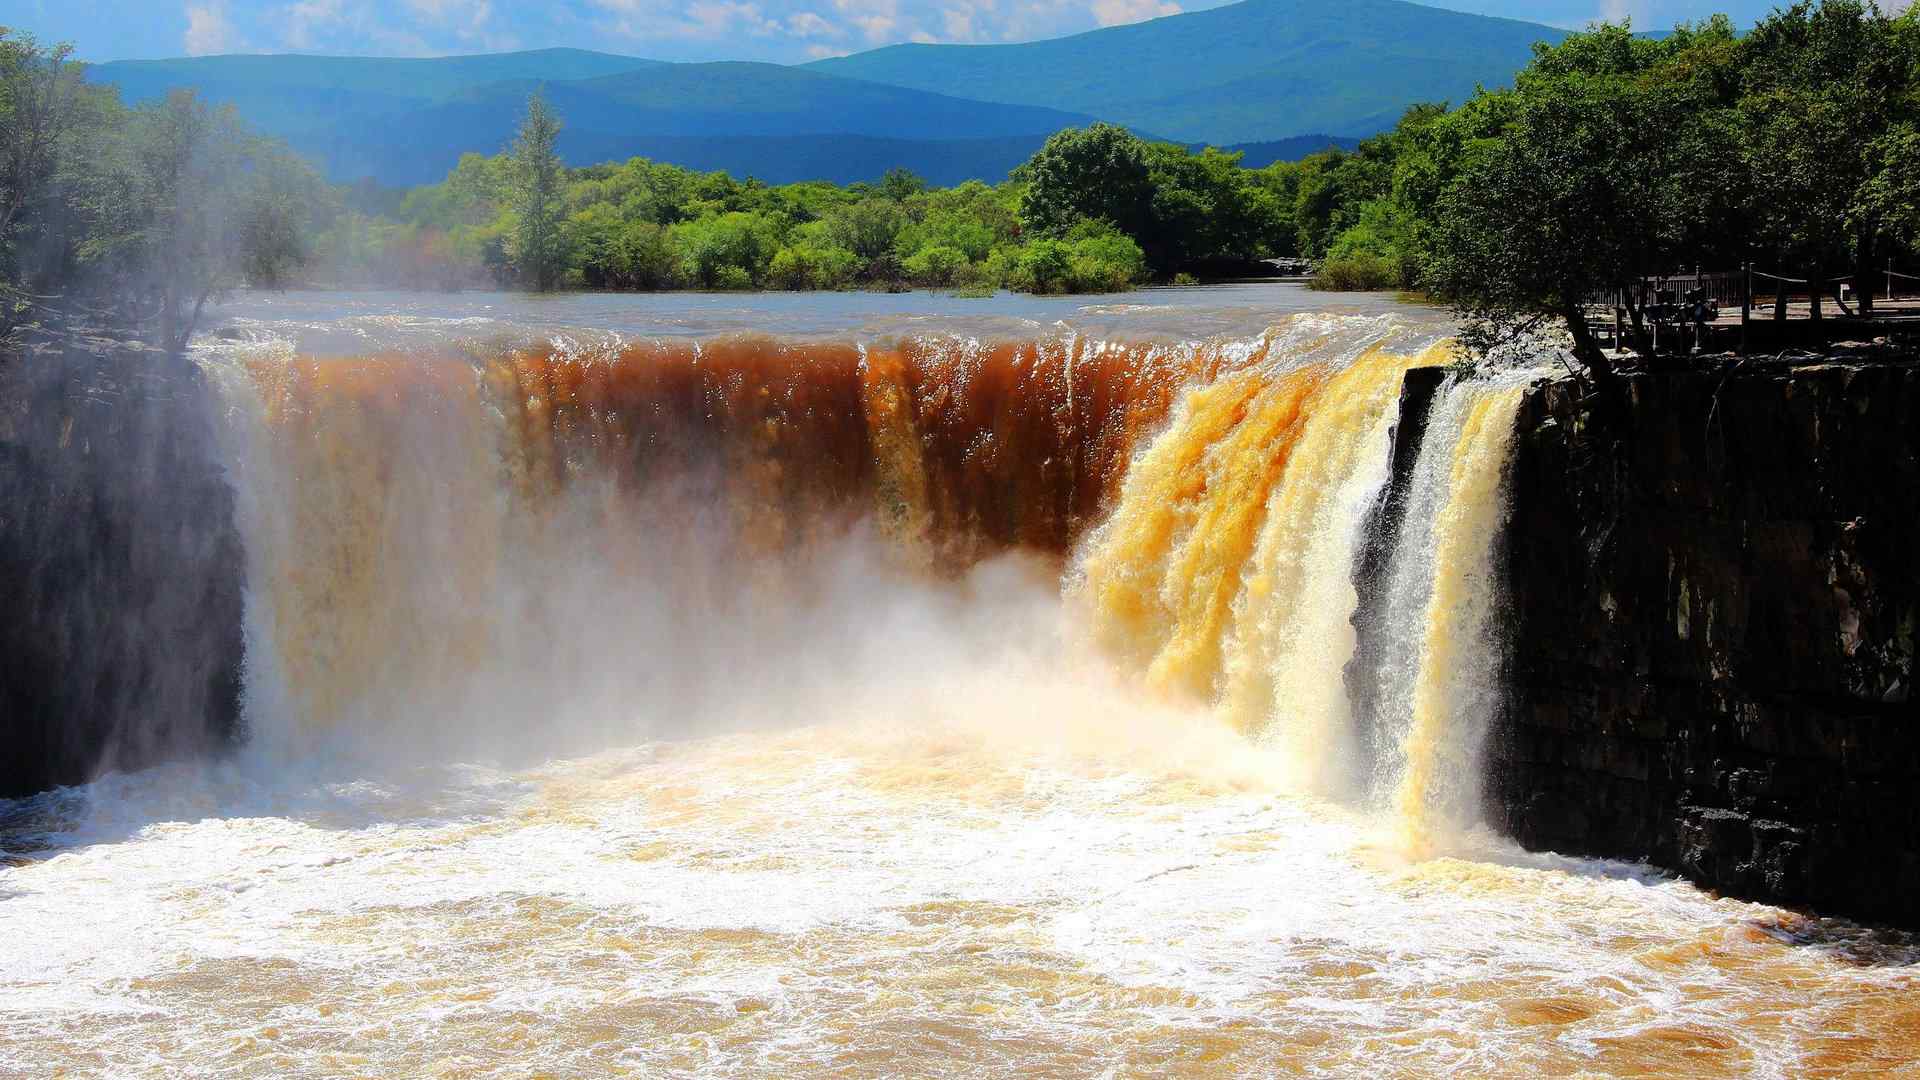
[1013, 239, 1075, 293]
[613, 222, 681, 290]
[1063, 223, 1146, 292]
[674, 211, 781, 288]
[1308, 252, 1402, 291]
[1001, 222, 1146, 294]
[902, 244, 969, 287]
[768, 244, 859, 290]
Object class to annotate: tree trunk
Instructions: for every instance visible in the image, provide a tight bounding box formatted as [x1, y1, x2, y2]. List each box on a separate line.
[1621, 288, 1653, 356]
[1857, 224, 1877, 319]
[1563, 293, 1623, 423]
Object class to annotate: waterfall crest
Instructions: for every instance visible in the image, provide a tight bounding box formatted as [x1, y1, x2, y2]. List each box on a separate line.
[198, 325, 1531, 840]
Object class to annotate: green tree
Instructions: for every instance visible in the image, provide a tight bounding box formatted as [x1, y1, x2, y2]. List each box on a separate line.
[0, 30, 94, 334]
[510, 90, 566, 291]
[903, 244, 967, 287]
[1425, 66, 1740, 394]
[674, 211, 781, 288]
[878, 167, 926, 202]
[93, 90, 316, 350]
[824, 197, 904, 262]
[1017, 124, 1153, 244]
[1857, 124, 1920, 251]
[1738, 1, 1914, 317]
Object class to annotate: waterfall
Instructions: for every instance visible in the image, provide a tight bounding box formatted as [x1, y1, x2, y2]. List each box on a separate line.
[1364, 376, 1529, 850]
[1076, 351, 1532, 840]
[45, 319, 1531, 848]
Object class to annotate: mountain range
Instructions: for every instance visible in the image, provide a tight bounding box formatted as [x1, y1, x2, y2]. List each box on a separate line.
[88, 0, 1564, 187]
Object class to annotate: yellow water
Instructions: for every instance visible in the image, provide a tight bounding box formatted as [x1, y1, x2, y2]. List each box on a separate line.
[3, 328, 1916, 1077]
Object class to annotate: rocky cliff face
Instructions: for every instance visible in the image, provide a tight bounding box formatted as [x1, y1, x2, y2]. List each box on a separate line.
[1489, 358, 1920, 924]
[0, 345, 246, 798]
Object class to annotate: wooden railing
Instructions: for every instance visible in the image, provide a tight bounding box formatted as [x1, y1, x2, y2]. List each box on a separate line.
[1584, 263, 1920, 353]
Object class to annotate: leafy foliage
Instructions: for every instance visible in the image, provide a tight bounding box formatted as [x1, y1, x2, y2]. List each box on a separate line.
[310, 115, 1309, 294]
[1, 29, 328, 349]
[509, 91, 565, 291]
[1293, 2, 1919, 382]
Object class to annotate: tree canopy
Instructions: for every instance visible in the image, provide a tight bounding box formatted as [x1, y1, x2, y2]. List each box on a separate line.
[1, 29, 326, 349]
[1293, 1, 1920, 380]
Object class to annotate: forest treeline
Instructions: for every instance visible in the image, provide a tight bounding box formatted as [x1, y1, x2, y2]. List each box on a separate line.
[314, 122, 1311, 295]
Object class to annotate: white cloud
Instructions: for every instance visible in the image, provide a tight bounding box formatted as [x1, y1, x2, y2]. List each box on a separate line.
[283, 0, 343, 49]
[940, 6, 977, 38]
[787, 10, 844, 36]
[831, 0, 911, 42]
[1597, 0, 1649, 26]
[689, 1, 782, 36]
[582, 0, 1132, 58]
[282, 0, 514, 52]
[184, 2, 242, 54]
[1088, 0, 1179, 28]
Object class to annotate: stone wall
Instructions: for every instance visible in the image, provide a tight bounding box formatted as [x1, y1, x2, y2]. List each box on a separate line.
[1488, 358, 1920, 925]
[0, 345, 246, 798]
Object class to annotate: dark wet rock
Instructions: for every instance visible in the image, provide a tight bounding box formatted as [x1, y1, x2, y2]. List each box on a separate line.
[1486, 354, 1920, 924]
[0, 342, 245, 798]
[1348, 364, 1447, 772]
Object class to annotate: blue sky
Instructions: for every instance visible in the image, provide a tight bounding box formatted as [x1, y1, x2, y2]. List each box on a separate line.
[5, 0, 1902, 64]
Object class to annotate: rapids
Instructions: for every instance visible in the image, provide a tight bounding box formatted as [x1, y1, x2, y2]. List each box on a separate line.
[2, 287, 1915, 1077]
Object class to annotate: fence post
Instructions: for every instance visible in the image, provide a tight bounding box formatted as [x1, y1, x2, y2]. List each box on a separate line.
[1741, 263, 1751, 355]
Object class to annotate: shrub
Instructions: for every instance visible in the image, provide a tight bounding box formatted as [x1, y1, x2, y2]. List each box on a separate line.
[1002, 221, 1147, 294]
[1014, 239, 1075, 293]
[768, 244, 859, 290]
[674, 211, 781, 288]
[903, 244, 969, 287]
[1308, 252, 1402, 291]
[1063, 223, 1146, 292]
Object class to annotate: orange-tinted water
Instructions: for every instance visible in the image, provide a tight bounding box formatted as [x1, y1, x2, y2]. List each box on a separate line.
[1, 320, 1914, 1078]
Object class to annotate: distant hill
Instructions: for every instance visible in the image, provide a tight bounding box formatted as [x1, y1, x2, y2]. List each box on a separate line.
[88, 52, 1099, 186]
[572, 134, 1057, 187]
[1217, 135, 1365, 168]
[807, 0, 1567, 144]
[439, 63, 1094, 142]
[82, 0, 1529, 190]
[92, 49, 663, 137]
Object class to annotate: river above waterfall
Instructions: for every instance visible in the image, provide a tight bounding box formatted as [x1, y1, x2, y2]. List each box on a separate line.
[199, 282, 1441, 354]
[2, 293, 1916, 1078]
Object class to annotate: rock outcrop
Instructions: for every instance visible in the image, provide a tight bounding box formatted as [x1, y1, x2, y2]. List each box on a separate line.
[1488, 357, 1920, 924]
[0, 344, 246, 798]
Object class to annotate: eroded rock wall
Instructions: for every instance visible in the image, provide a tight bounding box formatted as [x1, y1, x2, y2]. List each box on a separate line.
[0, 346, 246, 798]
[1489, 360, 1920, 924]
